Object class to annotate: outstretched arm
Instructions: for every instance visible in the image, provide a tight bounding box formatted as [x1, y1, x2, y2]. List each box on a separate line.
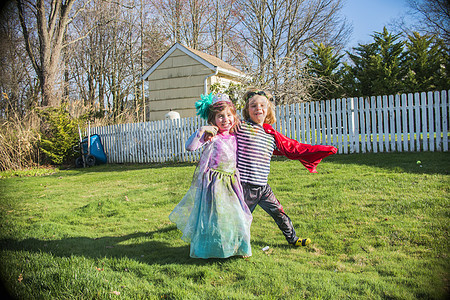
[185, 126, 218, 151]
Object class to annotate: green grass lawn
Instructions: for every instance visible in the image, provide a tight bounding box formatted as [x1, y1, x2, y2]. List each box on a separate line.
[0, 152, 448, 299]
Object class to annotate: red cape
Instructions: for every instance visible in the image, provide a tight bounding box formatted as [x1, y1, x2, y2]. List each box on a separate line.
[263, 123, 337, 173]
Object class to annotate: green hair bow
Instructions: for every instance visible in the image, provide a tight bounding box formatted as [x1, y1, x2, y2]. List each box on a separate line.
[195, 93, 214, 120]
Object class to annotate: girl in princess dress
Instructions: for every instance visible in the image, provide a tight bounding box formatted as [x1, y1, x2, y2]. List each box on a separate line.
[169, 93, 252, 259]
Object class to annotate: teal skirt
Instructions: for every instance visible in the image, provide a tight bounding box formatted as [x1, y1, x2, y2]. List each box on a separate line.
[169, 168, 252, 259]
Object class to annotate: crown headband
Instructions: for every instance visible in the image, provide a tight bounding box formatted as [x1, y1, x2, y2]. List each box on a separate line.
[213, 93, 231, 104]
[195, 93, 232, 120]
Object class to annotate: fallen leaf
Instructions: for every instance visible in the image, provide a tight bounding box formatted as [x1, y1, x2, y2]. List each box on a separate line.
[18, 274, 23, 283]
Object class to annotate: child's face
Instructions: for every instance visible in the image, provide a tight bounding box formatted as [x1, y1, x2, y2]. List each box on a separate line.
[248, 95, 268, 125]
[214, 106, 236, 133]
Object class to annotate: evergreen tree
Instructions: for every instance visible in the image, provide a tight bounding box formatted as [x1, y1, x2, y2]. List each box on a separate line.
[435, 41, 450, 91]
[404, 32, 442, 92]
[346, 27, 407, 97]
[38, 105, 79, 165]
[306, 42, 344, 100]
[345, 42, 379, 97]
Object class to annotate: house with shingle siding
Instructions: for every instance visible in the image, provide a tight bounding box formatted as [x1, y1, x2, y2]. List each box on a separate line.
[141, 43, 247, 121]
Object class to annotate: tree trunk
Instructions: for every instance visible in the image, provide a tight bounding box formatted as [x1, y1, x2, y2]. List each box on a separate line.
[17, 0, 76, 107]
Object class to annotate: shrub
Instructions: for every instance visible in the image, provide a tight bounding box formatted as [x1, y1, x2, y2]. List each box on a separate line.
[37, 105, 80, 165]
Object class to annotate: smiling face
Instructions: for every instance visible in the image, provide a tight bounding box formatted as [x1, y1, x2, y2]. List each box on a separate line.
[247, 95, 268, 125]
[214, 106, 236, 133]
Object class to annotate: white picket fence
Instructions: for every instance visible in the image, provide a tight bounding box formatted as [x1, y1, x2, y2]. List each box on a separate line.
[90, 90, 449, 163]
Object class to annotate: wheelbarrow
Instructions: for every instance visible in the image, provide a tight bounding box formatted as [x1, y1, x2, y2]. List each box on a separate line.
[74, 122, 107, 168]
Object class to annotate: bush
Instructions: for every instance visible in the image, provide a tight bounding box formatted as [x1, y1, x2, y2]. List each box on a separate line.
[37, 105, 80, 165]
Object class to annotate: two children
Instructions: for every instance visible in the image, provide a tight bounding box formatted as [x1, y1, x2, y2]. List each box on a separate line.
[170, 90, 337, 258]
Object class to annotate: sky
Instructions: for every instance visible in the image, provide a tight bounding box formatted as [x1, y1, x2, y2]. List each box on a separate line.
[341, 0, 412, 49]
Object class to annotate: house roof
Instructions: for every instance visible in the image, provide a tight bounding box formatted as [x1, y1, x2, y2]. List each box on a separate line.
[141, 43, 247, 80]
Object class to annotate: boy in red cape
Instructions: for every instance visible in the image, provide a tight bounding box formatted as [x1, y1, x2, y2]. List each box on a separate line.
[235, 88, 337, 247]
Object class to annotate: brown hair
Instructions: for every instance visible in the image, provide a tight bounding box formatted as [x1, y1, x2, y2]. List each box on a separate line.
[242, 88, 276, 125]
[207, 101, 239, 132]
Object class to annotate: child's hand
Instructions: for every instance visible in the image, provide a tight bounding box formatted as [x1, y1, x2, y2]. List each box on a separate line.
[200, 126, 218, 142]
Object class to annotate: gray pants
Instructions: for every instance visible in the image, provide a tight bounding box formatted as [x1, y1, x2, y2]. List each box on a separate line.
[241, 182, 298, 244]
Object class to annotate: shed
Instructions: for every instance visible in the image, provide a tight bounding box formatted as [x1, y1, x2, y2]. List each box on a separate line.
[141, 43, 247, 121]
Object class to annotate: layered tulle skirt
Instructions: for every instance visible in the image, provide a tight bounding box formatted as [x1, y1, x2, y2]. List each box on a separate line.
[169, 168, 252, 258]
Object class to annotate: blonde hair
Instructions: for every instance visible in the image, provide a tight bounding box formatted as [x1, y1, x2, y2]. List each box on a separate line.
[207, 101, 239, 132]
[242, 88, 277, 125]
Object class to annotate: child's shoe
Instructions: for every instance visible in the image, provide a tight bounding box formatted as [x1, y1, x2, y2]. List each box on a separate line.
[294, 238, 311, 247]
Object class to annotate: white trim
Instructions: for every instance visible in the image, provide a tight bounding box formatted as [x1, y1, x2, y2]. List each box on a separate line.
[142, 43, 216, 80]
[177, 44, 216, 71]
[141, 45, 176, 80]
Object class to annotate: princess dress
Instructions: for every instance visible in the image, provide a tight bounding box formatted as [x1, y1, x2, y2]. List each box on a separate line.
[169, 131, 252, 258]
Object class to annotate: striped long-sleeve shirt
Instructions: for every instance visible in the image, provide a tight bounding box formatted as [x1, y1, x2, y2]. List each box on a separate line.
[236, 121, 276, 186]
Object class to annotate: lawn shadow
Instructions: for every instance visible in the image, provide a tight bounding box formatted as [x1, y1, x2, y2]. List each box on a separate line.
[0, 226, 227, 266]
[62, 161, 197, 175]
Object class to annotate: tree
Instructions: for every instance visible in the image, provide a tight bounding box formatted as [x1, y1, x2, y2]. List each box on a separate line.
[209, 0, 241, 60]
[306, 42, 344, 100]
[236, 0, 351, 103]
[0, 2, 39, 116]
[346, 27, 407, 97]
[16, 0, 81, 107]
[150, 0, 212, 49]
[407, 0, 450, 46]
[435, 42, 450, 90]
[343, 43, 377, 97]
[404, 32, 443, 92]
[63, 0, 168, 123]
[150, 0, 184, 44]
